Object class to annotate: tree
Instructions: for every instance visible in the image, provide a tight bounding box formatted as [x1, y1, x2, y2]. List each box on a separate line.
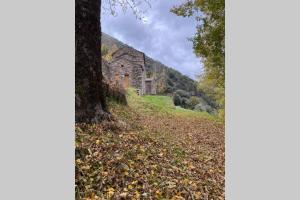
[75, 0, 150, 122]
[171, 0, 225, 120]
[171, 0, 224, 88]
[76, 0, 106, 122]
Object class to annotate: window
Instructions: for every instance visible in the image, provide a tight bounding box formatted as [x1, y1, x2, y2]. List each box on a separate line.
[146, 72, 152, 78]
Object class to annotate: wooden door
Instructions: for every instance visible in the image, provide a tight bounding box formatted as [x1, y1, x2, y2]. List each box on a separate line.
[146, 81, 152, 94]
[124, 74, 129, 88]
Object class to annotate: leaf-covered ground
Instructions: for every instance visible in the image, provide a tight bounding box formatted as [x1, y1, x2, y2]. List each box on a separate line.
[76, 89, 224, 200]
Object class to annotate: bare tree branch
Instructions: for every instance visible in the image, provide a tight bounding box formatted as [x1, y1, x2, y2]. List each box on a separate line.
[103, 0, 151, 20]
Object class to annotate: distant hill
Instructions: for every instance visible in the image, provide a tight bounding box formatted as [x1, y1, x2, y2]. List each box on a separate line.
[101, 32, 198, 95]
[102, 32, 128, 49]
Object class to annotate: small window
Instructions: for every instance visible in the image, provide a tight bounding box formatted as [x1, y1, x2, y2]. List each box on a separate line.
[146, 72, 152, 78]
[121, 64, 124, 68]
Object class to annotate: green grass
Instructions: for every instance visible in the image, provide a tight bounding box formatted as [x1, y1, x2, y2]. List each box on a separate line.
[125, 88, 216, 120]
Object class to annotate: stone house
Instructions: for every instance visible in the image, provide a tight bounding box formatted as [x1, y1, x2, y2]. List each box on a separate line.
[102, 46, 156, 95]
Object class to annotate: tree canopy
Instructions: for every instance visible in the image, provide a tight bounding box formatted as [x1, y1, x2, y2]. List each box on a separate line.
[171, 0, 224, 86]
[171, 0, 225, 120]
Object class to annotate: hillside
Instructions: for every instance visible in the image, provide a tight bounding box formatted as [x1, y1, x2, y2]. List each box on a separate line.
[101, 33, 198, 95]
[75, 89, 225, 199]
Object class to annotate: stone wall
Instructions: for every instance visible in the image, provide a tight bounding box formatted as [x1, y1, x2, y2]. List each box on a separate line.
[102, 47, 146, 95]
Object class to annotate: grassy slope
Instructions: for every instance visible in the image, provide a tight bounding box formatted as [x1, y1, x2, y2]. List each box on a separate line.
[140, 95, 215, 119]
[76, 89, 224, 200]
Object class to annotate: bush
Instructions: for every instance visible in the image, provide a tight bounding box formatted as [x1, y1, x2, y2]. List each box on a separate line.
[173, 94, 182, 106]
[172, 92, 189, 108]
[104, 82, 127, 105]
[101, 45, 109, 56]
[165, 86, 174, 94]
[173, 90, 216, 114]
[175, 89, 190, 99]
[194, 102, 214, 114]
[167, 78, 174, 87]
[218, 108, 225, 123]
[186, 96, 201, 109]
[180, 97, 189, 108]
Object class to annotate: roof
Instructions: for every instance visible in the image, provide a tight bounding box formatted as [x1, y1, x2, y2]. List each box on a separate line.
[112, 46, 144, 60]
[110, 47, 146, 71]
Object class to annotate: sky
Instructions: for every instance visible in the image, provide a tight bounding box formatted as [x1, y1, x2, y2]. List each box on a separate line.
[101, 0, 203, 80]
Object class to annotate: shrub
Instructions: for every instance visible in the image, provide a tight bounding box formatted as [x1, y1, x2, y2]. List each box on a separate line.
[101, 45, 109, 56]
[194, 103, 207, 112]
[165, 86, 174, 94]
[173, 94, 182, 106]
[104, 82, 127, 105]
[180, 97, 189, 108]
[175, 89, 190, 99]
[167, 78, 174, 87]
[218, 108, 225, 123]
[186, 96, 201, 109]
[194, 102, 214, 114]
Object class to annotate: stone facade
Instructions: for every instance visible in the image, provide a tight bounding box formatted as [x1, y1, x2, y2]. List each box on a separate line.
[102, 46, 156, 95]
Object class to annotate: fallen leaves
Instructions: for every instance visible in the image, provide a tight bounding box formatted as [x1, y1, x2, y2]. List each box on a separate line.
[75, 95, 224, 199]
[107, 187, 115, 198]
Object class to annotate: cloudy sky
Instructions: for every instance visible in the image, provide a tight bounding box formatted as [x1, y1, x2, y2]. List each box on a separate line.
[101, 0, 203, 80]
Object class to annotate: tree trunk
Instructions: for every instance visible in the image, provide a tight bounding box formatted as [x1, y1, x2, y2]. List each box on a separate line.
[75, 0, 107, 122]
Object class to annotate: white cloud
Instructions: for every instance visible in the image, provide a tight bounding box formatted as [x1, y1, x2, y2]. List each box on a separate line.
[101, 0, 203, 80]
